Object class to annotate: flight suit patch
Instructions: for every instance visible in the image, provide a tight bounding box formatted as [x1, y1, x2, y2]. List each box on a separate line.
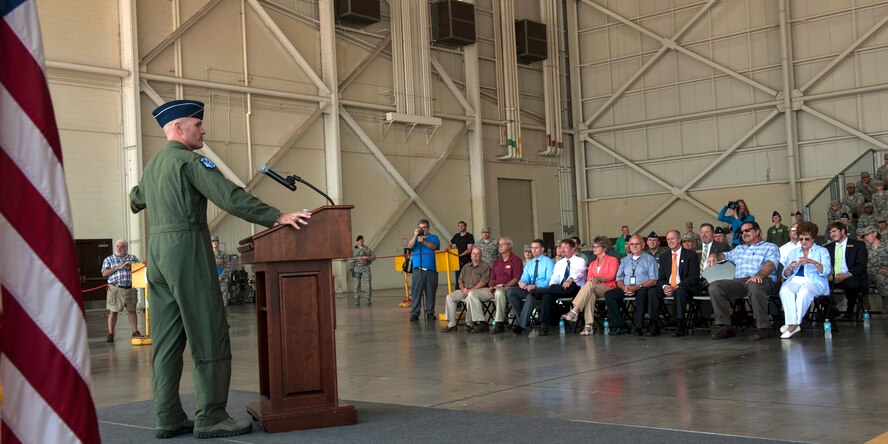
[200, 157, 216, 169]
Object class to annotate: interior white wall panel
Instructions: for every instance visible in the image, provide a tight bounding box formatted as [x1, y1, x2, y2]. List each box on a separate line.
[576, 0, 888, 235]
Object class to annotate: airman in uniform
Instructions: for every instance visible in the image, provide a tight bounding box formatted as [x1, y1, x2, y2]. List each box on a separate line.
[475, 226, 498, 266]
[684, 222, 701, 250]
[827, 200, 849, 226]
[862, 226, 888, 311]
[131, 100, 310, 439]
[211, 236, 231, 306]
[874, 182, 888, 217]
[859, 202, 879, 230]
[351, 235, 375, 305]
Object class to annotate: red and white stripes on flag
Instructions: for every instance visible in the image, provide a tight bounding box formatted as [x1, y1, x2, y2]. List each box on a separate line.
[0, 1, 100, 443]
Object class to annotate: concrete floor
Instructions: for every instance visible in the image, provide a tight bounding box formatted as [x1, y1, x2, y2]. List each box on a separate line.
[89, 287, 888, 444]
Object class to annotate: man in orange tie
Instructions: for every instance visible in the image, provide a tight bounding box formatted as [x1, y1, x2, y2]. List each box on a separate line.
[650, 230, 701, 337]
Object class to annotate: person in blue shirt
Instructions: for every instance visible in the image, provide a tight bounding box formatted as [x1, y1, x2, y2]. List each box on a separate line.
[506, 239, 554, 335]
[603, 235, 659, 335]
[718, 199, 755, 246]
[407, 218, 441, 321]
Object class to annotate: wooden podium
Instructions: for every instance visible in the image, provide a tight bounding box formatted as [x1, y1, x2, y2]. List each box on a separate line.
[238, 205, 356, 432]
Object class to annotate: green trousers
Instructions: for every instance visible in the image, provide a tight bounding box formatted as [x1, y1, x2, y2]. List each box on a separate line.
[148, 230, 232, 428]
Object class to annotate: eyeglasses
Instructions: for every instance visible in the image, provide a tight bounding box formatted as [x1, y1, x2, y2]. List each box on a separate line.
[627, 243, 642, 246]
[741, 228, 756, 233]
[799, 236, 813, 241]
[592, 245, 603, 249]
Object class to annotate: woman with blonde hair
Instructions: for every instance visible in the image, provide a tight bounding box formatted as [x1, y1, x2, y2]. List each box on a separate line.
[561, 235, 618, 336]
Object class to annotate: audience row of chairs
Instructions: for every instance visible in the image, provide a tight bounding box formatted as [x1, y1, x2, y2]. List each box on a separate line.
[453, 262, 863, 336]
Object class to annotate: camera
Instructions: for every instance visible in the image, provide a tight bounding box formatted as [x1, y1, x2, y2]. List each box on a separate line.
[727, 201, 737, 210]
[417, 228, 425, 236]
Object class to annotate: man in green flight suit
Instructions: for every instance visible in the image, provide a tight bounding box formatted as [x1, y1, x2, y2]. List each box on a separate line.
[131, 100, 309, 439]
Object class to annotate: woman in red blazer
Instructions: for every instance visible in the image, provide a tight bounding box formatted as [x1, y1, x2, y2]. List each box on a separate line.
[561, 235, 619, 335]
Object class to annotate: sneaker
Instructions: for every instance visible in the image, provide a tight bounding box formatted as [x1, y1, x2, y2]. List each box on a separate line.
[106, 333, 114, 343]
[193, 418, 252, 439]
[132, 331, 143, 338]
[426, 313, 436, 321]
[156, 418, 194, 439]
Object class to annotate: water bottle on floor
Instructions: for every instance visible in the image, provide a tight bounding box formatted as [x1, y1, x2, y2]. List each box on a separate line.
[603, 319, 610, 336]
[864, 310, 871, 328]
[559, 320, 566, 335]
[824, 319, 832, 339]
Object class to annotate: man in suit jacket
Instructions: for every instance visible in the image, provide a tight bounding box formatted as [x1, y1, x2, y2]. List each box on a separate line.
[825, 221, 869, 319]
[650, 230, 701, 337]
[699, 223, 731, 285]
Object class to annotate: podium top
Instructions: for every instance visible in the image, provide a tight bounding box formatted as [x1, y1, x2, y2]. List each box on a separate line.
[239, 205, 353, 263]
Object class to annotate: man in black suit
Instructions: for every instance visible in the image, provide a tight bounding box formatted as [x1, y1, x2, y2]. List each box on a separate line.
[650, 230, 701, 337]
[825, 221, 868, 319]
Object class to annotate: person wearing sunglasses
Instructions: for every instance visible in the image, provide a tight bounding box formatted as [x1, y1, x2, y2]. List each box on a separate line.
[779, 222, 831, 339]
[706, 221, 781, 340]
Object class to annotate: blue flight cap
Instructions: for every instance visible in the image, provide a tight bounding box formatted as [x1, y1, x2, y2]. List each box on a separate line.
[152, 100, 204, 127]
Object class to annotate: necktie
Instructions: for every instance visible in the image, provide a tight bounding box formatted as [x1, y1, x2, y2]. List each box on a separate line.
[531, 259, 539, 284]
[701, 244, 709, 271]
[561, 259, 571, 284]
[670, 252, 678, 288]
[835, 243, 844, 275]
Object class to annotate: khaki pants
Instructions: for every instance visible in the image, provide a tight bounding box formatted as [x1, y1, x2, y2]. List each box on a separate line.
[444, 288, 488, 327]
[570, 282, 611, 325]
[107, 285, 137, 313]
[466, 287, 509, 323]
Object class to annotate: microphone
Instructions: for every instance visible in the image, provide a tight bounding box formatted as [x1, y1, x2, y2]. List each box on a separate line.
[259, 165, 296, 191]
[258, 165, 335, 206]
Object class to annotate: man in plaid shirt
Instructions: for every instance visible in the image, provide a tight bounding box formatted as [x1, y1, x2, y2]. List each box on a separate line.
[706, 221, 780, 341]
[102, 239, 142, 342]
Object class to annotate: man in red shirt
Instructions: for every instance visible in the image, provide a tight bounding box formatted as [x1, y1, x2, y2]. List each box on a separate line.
[467, 237, 523, 333]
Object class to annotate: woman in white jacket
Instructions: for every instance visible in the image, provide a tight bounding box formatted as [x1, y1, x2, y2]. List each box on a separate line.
[780, 221, 832, 339]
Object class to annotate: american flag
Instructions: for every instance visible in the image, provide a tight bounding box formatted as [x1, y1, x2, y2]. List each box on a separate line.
[0, 1, 100, 443]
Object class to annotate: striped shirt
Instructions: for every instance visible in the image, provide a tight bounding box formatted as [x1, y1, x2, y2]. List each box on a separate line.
[102, 254, 140, 287]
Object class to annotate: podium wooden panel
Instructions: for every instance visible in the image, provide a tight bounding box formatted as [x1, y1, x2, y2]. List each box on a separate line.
[239, 205, 356, 432]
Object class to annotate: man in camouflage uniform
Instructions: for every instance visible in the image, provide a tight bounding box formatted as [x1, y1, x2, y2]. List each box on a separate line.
[844, 183, 865, 217]
[877, 153, 888, 183]
[874, 181, 888, 217]
[859, 171, 876, 201]
[131, 99, 309, 439]
[211, 236, 231, 306]
[859, 202, 879, 231]
[827, 200, 850, 226]
[879, 219, 888, 239]
[351, 235, 375, 305]
[684, 222, 701, 250]
[476, 226, 498, 266]
[861, 225, 888, 312]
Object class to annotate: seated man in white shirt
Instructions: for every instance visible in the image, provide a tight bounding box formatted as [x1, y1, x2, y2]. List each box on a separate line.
[779, 223, 801, 264]
[532, 239, 587, 336]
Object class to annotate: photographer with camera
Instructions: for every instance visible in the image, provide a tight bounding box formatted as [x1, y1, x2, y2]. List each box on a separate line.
[407, 218, 441, 321]
[718, 199, 755, 246]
